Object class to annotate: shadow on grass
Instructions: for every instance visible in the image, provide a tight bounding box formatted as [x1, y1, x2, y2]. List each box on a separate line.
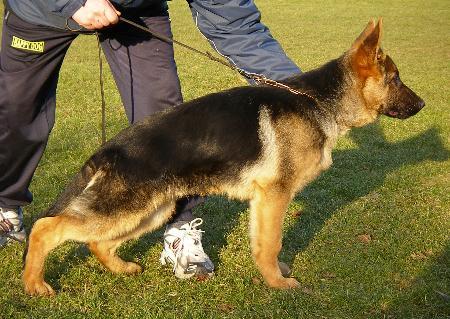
[45, 244, 91, 291]
[386, 241, 450, 318]
[281, 123, 449, 265]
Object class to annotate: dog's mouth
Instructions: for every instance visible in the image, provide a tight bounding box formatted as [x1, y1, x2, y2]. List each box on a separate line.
[383, 100, 425, 119]
[382, 106, 403, 118]
[387, 110, 399, 117]
[383, 109, 412, 119]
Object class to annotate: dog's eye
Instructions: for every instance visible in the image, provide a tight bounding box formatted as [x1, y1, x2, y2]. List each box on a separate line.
[387, 72, 401, 86]
[393, 74, 401, 86]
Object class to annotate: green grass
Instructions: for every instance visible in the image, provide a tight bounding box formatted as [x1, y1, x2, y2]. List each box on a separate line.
[1, 1, 449, 318]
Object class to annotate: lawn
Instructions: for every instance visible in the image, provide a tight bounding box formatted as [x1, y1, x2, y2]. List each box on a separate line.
[1, 1, 449, 318]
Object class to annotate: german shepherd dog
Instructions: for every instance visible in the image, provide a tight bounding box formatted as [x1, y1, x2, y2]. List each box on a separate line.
[23, 19, 424, 296]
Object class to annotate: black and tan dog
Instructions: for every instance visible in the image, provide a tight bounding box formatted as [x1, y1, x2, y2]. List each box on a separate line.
[23, 19, 424, 296]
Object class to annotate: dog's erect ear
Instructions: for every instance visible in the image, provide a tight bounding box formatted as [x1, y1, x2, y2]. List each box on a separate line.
[350, 18, 383, 77]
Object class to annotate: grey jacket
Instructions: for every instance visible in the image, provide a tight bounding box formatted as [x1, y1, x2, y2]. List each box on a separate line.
[6, 0, 168, 30]
[5, 0, 300, 81]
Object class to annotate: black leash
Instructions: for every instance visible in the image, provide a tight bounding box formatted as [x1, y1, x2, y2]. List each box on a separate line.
[95, 32, 107, 145]
[95, 17, 315, 145]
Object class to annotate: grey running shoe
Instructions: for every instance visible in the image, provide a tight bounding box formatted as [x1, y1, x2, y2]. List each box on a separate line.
[0, 207, 26, 246]
[160, 218, 214, 279]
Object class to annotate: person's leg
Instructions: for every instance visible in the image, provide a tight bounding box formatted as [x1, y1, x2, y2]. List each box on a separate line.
[99, 11, 212, 277]
[0, 10, 77, 245]
[99, 11, 183, 123]
[99, 11, 199, 222]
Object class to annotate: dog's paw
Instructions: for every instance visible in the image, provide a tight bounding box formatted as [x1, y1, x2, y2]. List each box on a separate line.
[24, 280, 55, 297]
[124, 262, 143, 274]
[284, 277, 300, 289]
[267, 277, 300, 290]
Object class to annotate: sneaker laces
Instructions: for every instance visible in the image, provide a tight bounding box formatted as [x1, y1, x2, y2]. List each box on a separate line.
[0, 208, 24, 241]
[172, 218, 207, 272]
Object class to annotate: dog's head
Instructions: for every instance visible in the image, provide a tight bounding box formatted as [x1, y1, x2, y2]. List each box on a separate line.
[348, 19, 425, 121]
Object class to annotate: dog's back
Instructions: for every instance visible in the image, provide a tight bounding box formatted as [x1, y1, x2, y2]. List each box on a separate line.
[45, 85, 320, 219]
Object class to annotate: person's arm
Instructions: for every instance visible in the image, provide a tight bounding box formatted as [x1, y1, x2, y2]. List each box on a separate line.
[51, 0, 121, 29]
[50, 0, 87, 19]
[187, 0, 301, 82]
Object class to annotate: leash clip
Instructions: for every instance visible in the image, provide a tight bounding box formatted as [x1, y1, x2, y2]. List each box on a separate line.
[65, 18, 84, 32]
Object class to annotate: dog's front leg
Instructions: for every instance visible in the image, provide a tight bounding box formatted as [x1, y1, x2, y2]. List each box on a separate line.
[249, 182, 299, 289]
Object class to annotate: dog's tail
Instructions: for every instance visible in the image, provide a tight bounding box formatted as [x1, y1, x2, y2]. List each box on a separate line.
[42, 146, 125, 218]
[42, 158, 100, 218]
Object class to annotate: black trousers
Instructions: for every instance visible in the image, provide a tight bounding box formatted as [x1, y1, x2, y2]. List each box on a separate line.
[0, 10, 192, 220]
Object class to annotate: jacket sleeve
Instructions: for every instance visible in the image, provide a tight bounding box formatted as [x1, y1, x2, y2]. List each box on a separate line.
[187, 0, 301, 82]
[49, 0, 87, 18]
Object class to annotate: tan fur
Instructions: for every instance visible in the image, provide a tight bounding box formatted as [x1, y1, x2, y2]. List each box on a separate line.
[275, 114, 326, 190]
[362, 76, 389, 110]
[23, 216, 85, 296]
[88, 240, 142, 274]
[233, 106, 281, 200]
[249, 182, 298, 288]
[83, 170, 104, 191]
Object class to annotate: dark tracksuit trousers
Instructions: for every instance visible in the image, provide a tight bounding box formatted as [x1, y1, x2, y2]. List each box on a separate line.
[0, 9, 191, 217]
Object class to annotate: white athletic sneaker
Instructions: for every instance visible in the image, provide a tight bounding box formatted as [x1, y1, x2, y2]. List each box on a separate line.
[0, 207, 26, 247]
[160, 217, 214, 279]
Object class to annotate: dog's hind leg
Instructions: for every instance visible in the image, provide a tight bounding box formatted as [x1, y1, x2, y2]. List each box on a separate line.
[249, 182, 299, 289]
[23, 215, 86, 296]
[88, 240, 142, 274]
[88, 200, 176, 274]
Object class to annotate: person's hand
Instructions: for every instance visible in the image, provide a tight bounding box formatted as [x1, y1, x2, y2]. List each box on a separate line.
[72, 0, 121, 30]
